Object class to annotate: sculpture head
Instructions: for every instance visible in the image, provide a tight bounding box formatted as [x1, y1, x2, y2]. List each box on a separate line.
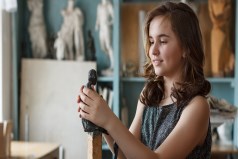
[67, 0, 75, 10]
[88, 69, 97, 86]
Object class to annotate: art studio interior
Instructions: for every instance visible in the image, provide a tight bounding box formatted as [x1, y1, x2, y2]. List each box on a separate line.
[0, 0, 238, 158]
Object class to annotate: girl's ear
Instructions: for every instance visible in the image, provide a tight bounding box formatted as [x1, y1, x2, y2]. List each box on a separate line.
[182, 52, 186, 58]
[182, 48, 187, 58]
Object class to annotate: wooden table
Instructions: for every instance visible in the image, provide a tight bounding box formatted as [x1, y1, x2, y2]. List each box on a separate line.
[211, 141, 238, 159]
[11, 141, 60, 159]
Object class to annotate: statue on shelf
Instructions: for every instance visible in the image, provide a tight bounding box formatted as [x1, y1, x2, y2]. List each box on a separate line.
[208, 0, 235, 77]
[86, 30, 96, 61]
[54, 32, 65, 60]
[27, 0, 47, 58]
[55, 0, 84, 61]
[197, 3, 213, 77]
[95, 0, 114, 75]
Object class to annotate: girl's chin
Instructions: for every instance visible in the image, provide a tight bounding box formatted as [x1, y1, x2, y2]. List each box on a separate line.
[154, 71, 163, 76]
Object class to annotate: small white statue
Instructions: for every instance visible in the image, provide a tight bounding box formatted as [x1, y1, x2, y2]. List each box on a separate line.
[95, 0, 114, 69]
[55, 0, 84, 61]
[54, 32, 65, 60]
[27, 0, 47, 58]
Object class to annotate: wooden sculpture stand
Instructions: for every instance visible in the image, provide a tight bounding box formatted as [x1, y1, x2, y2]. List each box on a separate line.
[88, 133, 102, 159]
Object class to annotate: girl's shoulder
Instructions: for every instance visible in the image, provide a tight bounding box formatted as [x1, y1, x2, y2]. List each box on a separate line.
[183, 95, 210, 118]
[188, 95, 209, 107]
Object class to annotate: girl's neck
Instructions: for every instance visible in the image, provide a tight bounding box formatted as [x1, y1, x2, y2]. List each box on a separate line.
[163, 77, 180, 101]
[163, 78, 174, 93]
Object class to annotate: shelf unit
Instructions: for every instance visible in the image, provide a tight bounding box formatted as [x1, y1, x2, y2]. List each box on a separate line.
[234, 0, 238, 148]
[122, 77, 235, 83]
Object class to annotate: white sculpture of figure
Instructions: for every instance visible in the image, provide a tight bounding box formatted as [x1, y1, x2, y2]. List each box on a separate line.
[54, 32, 65, 60]
[27, 0, 47, 58]
[95, 0, 114, 70]
[57, 0, 84, 61]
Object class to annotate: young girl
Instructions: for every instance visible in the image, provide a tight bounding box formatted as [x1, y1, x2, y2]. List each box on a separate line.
[78, 1, 211, 158]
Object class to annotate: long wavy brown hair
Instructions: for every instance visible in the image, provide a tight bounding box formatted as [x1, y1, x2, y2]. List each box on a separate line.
[140, 2, 211, 107]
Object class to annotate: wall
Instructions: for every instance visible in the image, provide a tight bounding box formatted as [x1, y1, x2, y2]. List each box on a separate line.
[20, 60, 96, 159]
[0, 10, 12, 121]
[0, 10, 2, 120]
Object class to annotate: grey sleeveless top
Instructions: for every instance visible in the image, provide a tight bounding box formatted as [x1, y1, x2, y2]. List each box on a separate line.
[141, 103, 211, 159]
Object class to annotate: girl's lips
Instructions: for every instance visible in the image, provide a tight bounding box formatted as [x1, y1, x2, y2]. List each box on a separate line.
[153, 59, 163, 65]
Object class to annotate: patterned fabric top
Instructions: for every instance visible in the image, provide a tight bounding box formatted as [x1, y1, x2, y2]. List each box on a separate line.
[141, 103, 211, 159]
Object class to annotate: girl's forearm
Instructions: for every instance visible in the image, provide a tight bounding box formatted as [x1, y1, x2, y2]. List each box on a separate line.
[105, 114, 158, 159]
[103, 134, 126, 159]
[103, 134, 114, 153]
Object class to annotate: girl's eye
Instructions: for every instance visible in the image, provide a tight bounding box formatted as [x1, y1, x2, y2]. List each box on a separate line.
[149, 41, 154, 45]
[160, 40, 167, 44]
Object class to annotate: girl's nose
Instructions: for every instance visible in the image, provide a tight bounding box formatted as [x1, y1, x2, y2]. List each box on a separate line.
[151, 43, 159, 55]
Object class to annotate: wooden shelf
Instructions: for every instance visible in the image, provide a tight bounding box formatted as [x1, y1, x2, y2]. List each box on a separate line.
[122, 77, 145, 82]
[207, 78, 234, 83]
[121, 77, 234, 84]
[212, 141, 238, 154]
[98, 76, 113, 82]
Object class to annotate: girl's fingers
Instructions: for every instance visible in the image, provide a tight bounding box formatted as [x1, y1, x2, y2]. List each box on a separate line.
[80, 91, 91, 104]
[77, 95, 81, 103]
[91, 85, 96, 91]
[77, 85, 85, 103]
[82, 86, 98, 100]
[78, 106, 81, 112]
[80, 109, 90, 120]
[80, 85, 84, 91]
[79, 102, 90, 113]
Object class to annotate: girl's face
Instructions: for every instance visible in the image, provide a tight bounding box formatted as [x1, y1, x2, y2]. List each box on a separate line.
[148, 16, 184, 80]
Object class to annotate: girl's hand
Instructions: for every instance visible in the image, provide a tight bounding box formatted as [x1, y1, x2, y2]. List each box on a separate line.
[77, 85, 96, 114]
[77, 85, 85, 117]
[78, 86, 113, 129]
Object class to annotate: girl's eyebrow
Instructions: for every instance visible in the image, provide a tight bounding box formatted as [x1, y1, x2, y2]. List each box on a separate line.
[149, 34, 170, 39]
[158, 34, 170, 38]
